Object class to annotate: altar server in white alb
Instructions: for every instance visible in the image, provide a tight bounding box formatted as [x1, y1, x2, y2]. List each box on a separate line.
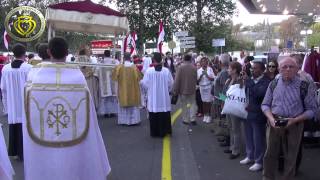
[0, 124, 14, 180]
[112, 52, 142, 125]
[23, 37, 110, 180]
[1, 43, 32, 161]
[98, 50, 119, 117]
[141, 52, 174, 137]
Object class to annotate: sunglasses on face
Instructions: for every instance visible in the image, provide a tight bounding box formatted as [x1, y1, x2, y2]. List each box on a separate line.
[268, 65, 276, 68]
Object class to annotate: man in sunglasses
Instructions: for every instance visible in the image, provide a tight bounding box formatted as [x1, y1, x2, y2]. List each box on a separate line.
[261, 57, 317, 180]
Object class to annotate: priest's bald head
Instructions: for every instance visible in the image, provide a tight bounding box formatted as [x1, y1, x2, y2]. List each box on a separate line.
[48, 37, 69, 62]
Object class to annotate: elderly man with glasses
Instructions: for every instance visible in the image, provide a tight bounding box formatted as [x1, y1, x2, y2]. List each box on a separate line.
[261, 57, 317, 180]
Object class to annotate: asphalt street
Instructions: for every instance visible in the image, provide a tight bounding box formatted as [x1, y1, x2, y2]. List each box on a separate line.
[1, 103, 320, 180]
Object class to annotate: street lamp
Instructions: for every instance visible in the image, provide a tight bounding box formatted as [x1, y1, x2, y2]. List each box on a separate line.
[300, 29, 313, 51]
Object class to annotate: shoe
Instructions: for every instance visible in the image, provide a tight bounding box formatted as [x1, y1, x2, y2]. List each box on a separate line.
[197, 113, 203, 117]
[223, 149, 232, 154]
[191, 121, 197, 125]
[240, 157, 254, 165]
[182, 121, 189, 125]
[206, 116, 212, 123]
[220, 142, 230, 147]
[249, 163, 263, 171]
[217, 137, 225, 142]
[202, 116, 208, 123]
[229, 153, 240, 159]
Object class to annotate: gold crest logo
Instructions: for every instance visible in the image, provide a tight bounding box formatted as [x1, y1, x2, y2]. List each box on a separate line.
[4, 6, 46, 42]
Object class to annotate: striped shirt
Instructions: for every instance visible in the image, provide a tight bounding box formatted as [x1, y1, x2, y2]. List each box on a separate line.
[261, 75, 316, 119]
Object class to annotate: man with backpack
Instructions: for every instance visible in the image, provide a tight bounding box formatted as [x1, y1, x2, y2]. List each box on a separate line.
[261, 57, 317, 180]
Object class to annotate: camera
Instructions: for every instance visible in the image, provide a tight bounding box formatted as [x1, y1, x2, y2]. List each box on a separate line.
[275, 118, 288, 127]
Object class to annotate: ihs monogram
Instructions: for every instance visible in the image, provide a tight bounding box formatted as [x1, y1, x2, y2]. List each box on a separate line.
[47, 104, 71, 136]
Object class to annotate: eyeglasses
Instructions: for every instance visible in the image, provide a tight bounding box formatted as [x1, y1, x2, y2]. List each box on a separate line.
[281, 65, 295, 70]
[268, 65, 276, 68]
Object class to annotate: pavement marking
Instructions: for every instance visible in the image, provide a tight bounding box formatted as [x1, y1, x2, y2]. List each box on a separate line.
[161, 108, 182, 180]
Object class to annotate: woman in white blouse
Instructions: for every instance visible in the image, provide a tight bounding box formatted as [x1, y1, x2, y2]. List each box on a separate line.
[197, 57, 215, 123]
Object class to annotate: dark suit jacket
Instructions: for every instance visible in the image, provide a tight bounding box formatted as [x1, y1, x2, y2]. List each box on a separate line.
[245, 75, 270, 123]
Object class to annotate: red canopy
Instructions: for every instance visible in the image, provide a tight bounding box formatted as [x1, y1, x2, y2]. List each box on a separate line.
[48, 0, 125, 17]
[46, 0, 129, 36]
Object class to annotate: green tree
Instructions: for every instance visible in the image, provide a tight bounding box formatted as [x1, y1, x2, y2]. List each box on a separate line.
[307, 33, 320, 47]
[172, 0, 236, 53]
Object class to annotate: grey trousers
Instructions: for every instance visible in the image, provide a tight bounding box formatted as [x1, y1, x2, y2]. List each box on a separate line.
[180, 94, 197, 123]
[228, 114, 244, 155]
[263, 123, 304, 180]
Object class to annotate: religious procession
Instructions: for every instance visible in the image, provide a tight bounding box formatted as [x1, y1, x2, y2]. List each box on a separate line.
[0, 0, 320, 180]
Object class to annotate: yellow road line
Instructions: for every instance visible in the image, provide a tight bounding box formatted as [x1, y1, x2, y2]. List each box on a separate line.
[161, 108, 182, 180]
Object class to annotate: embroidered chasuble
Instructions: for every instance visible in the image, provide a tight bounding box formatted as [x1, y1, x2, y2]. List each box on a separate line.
[24, 63, 110, 180]
[112, 64, 142, 107]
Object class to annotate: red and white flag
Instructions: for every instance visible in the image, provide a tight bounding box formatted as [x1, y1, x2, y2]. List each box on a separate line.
[3, 30, 10, 50]
[122, 32, 138, 55]
[157, 20, 165, 54]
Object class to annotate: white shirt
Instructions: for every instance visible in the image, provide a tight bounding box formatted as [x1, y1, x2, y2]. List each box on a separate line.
[197, 67, 214, 87]
[0, 124, 14, 180]
[141, 67, 173, 112]
[1, 62, 32, 124]
[142, 56, 152, 74]
[103, 57, 119, 65]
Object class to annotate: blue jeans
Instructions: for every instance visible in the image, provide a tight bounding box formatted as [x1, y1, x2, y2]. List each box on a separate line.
[244, 120, 266, 164]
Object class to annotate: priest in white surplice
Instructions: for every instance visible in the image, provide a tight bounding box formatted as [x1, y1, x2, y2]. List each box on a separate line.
[98, 50, 119, 117]
[0, 124, 14, 180]
[1, 43, 32, 160]
[141, 52, 173, 137]
[23, 37, 110, 180]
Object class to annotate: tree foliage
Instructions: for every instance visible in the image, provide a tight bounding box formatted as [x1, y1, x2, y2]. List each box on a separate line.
[278, 16, 303, 49]
[107, 0, 236, 53]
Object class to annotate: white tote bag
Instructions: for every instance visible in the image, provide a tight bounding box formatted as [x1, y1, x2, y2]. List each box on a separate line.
[221, 84, 248, 119]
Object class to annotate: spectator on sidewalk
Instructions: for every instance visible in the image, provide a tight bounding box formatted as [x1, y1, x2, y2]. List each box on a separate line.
[195, 62, 203, 117]
[241, 61, 270, 171]
[223, 61, 245, 159]
[197, 57, 215, 123]
[265, 60, 279, 80]
[261, 57, 317, 180]
[173, 54, 197, 125]
[211, 54, 230, 140]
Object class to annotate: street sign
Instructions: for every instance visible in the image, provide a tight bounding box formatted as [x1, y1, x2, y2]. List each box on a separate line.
[168, 41, 176, 49]
[175, 31, 188, 37]
[286, 41, 293, 49]
[180, 41, 196, 46]
[179, 36, 195, 41]
[212, 38, 225, 47]
[145, 42, 157, 49]
[180, 44, 195, 49]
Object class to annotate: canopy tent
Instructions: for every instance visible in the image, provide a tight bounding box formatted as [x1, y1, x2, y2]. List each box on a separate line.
[46, 0, 129, 40]
[240, 0, 320, 15]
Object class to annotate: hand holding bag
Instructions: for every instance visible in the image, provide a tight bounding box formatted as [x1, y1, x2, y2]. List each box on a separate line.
[221, 84, 248, 119]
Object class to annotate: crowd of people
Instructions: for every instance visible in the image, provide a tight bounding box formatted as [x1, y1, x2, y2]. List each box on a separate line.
[0, 36, 319, 180]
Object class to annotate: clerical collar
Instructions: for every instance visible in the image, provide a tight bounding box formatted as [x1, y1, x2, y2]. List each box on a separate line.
[11, 59, 24, 68]
[155, 64, 162, 71]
